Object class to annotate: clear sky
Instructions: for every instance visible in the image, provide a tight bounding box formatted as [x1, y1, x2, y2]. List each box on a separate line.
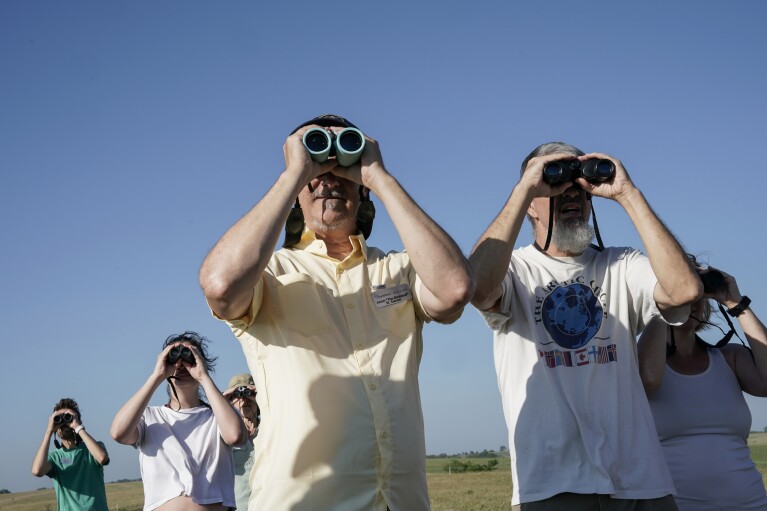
[2, 0, 766, 493]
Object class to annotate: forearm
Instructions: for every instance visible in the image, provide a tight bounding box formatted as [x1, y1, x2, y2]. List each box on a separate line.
[637, 317, 669, 396]
[469, 183, 534, 310]
[617, 187, 702, 308]
[201, 377, 246, 446]
[110, 375, 162, 445]
[735, 306, 767, 384]
[372, 174, 473, 319]
[77, 429, 109, 465]
[31, 430, 53, 476]
[200, 168, 306, 319]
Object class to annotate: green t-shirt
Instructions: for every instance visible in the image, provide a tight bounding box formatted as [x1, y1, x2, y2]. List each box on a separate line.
[47, 442, 109, 511]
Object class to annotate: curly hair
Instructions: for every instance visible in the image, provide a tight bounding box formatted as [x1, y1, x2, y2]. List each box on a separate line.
[53, 398, 81, 419]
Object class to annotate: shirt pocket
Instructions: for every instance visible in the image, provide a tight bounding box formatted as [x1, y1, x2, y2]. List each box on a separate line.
[370, 290, 418, 339]
[271, 273, 333, 336]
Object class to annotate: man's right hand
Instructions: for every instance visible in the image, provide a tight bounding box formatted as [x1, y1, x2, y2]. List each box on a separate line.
[519, 153, 580, 200]
[283, 125, 340, 186]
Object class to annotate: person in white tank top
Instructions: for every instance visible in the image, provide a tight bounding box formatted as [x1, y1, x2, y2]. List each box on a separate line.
[639, 261, 767, 511]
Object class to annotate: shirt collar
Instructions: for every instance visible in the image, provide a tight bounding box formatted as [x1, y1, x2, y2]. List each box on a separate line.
[294, 228, 369, 261]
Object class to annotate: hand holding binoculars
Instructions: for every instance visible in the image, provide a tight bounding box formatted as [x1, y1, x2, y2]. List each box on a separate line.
[543, 158, 615, 186]
[54, 413, 76, 425]
[302, 127, 365, 167]
[230, 386, 255, 399]
[166, 345, 196, 366]
[699, 268, 727, 294]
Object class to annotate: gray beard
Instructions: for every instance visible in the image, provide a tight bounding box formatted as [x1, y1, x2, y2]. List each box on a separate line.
[309, 217, 347, 233]
[551, 218, 594, 254]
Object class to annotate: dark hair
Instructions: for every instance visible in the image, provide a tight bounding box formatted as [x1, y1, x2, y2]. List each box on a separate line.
[53, 398, 81, 418]
[163, 331, 218, 374]
[290, 114, 360, 135]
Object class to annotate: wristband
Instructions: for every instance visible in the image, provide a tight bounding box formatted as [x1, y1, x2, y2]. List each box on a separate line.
[74, 426, 85, 435]
[727, 296, 751, 317]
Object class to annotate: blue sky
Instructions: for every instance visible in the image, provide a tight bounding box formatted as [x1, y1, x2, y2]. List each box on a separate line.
[2, 0, 766, 493]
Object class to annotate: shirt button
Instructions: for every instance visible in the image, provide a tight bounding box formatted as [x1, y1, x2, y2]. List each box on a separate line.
[369, 383, 377, 391]
[381, 431, 389, 438]
[346, 303, 355, 309]
[355, 343, 363, 350]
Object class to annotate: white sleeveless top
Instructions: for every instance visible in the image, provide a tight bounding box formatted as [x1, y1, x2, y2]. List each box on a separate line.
[649, 348, 767, 511]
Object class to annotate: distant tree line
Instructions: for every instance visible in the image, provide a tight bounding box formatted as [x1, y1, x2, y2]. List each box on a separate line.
[443, 458, 499, 473]
[427, 446, 508, 459]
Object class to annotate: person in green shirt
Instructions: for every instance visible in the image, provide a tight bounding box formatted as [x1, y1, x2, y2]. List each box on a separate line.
[32, 398, 110, 511]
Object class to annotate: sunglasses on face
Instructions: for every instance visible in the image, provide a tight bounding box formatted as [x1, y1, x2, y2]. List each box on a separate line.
[54, 413, 75, 425]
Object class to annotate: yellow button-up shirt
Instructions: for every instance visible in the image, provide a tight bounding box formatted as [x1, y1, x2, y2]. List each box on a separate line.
[221, 230, 452, 511]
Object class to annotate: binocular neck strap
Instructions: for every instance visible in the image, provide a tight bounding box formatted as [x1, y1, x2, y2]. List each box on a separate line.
[542, 196, 605, 253]
[166, 377, 181, 412]
[542, 197, 555, 252]
[590, 196, 605, 252]
[667, 325, 676, 357]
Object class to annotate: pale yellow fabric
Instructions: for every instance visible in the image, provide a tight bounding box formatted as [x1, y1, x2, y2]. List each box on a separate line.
[218, 230, 456, 511]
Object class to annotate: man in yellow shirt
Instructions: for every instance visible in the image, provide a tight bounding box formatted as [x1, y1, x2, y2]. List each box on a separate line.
[199, 114, 474, 511]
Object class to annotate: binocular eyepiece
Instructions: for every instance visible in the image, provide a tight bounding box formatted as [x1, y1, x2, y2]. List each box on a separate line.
[167, 345, 196, 366]
[231, 386, 254, 399]
[54, 413, 75, 425]
[699, 269, 727, 294]
[543, 158, 615, 186]
[303, 127, 365, 167]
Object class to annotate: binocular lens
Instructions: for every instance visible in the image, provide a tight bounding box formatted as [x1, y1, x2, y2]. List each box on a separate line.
[543, 162, 569, 185]
[304, 130, 331, 152]
[54, 413, 74, 424]
[594, 160, 615, 180]
[338, 130, 363, 152]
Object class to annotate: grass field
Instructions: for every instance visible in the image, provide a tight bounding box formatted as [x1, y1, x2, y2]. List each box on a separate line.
[3, 435, 767, 511]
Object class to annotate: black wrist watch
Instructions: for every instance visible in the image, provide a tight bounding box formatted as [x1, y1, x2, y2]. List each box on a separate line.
[727, 296, 751, 317]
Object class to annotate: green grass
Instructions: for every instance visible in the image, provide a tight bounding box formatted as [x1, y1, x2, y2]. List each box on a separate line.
[3, 438, 766, 511]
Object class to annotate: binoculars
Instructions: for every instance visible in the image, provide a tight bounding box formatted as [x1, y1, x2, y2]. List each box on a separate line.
[543, 158, 615, 185]
[54, 413, 75, 425]
[231, 386, 255, 399]
[302, 127, 365, 167]
[700, 269, 726, 294]
[167, 345, 196, 366]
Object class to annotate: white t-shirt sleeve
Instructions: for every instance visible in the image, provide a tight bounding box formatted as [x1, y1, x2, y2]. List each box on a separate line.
[479, 267, 515, 331]
[624, 248, 689, 332]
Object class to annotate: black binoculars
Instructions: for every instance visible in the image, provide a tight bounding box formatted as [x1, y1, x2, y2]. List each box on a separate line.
[54, 413, 75, 425]
[167, 345, 196, 366]
[302, 127, 365, 167]
[231, 386, 254, 399]
[543, 158, 615, 186]
[700, 269, 727, 294]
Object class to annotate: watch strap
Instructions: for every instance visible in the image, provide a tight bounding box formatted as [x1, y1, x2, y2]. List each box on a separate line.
[727, 295, 751, 317]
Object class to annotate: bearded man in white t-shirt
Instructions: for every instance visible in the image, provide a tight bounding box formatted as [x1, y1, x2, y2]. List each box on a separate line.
[469, 142, 703, 511]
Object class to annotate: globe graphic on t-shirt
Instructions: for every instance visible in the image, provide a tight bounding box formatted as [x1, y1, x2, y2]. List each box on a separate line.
[541, 283, 603, 349]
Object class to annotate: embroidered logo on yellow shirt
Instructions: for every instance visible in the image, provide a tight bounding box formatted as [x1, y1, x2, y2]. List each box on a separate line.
[372, 284, 412, 308]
